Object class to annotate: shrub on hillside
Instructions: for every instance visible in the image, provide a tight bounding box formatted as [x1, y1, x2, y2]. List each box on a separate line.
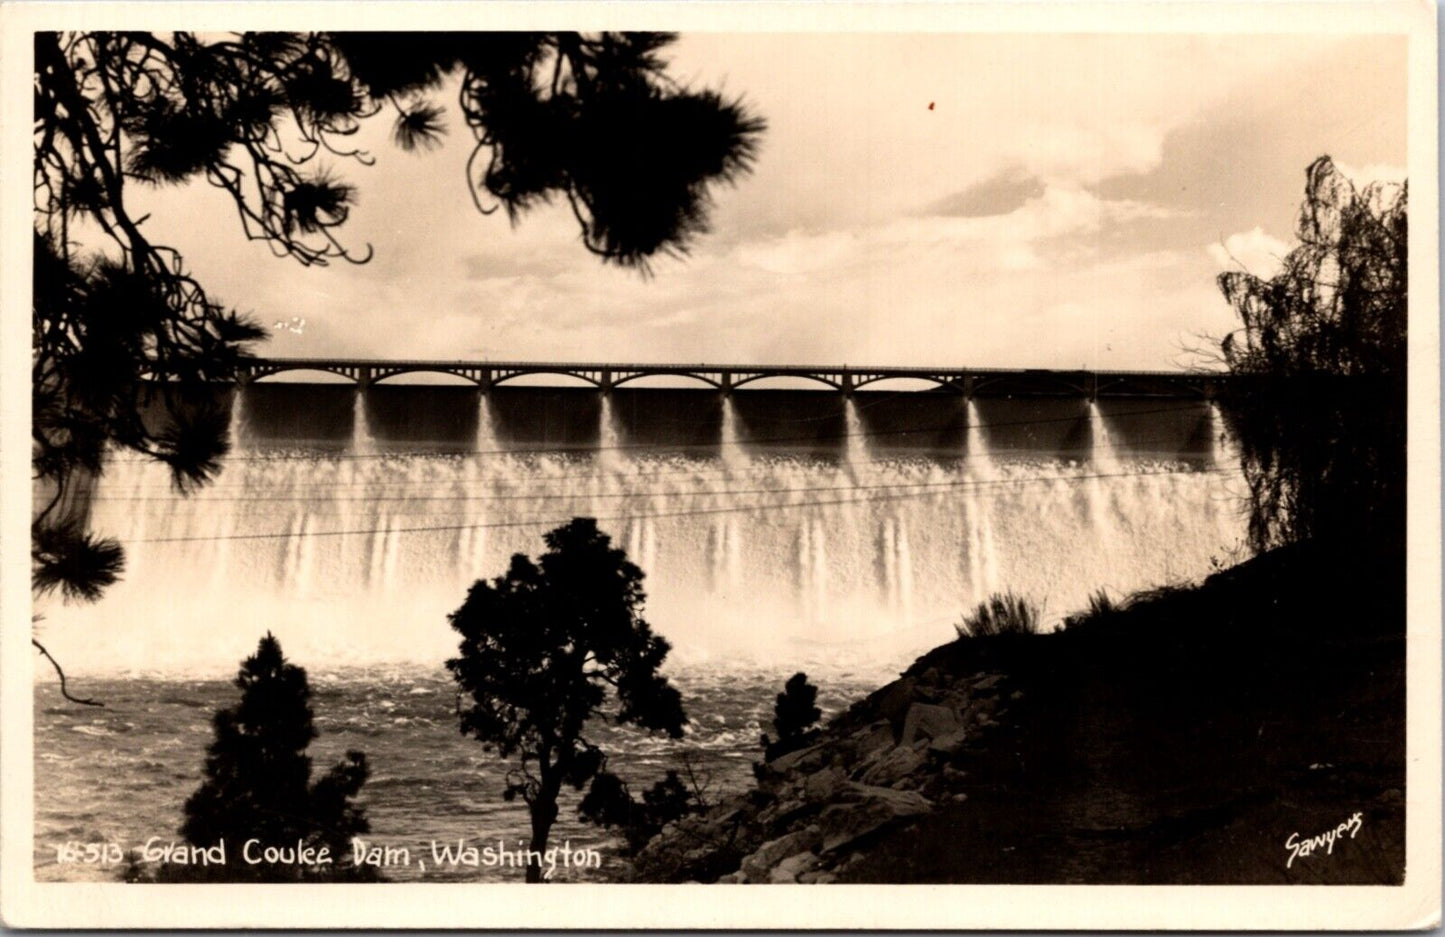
[955, 592, 1040, 639]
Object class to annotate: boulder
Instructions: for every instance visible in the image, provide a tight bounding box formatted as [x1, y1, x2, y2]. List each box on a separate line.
[843, 782, 933, 814]
[928, 728, 968, 755]
[817, 784, 932, 853]
[900, 702, 962, 747]
[798, 871, 838, 884]
[803, 765, 849, 803]
[740, 827, 822, 883]
[847, 721, 896, 766]
[970, 673, 1005, 693]
[769, 741, 827, 774]
[770, 850, 820, 883]
[756, 796, 811, 828]
[858, 744, 926, 786]
[716, 871, 745, 884]
[868, 677, 918, 733]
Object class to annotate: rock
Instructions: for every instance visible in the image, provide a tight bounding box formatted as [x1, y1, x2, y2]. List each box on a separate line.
[919, 666, 942, 686]
[843, 782, 933, 814]
[817, 803, 889, 854]
[756, 797, 810, 828]
[949, 792, 969, 804]
[803, 765, 848, 803]
[900, 702, 962, 747]
[716, 871, 745, 884]
[813, 783, 932, 854]
[1380, 788, 1405, 806]
[928, 728, 968, 755]
[740, 827, 822, 882]
[798, 870, 836, 884]
[704, 803, 744, 825]
[847, 721, 896, 766]
[770, 850, 820, 883]
[868, 677, 918, 733]
[858, 743, 926, 786]
[769, 741, 827, 773]
[970, 673, 1005, 693]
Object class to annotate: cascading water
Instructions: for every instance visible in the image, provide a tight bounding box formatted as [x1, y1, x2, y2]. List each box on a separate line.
[843, 396, 870, 477]
[1086, 401, 1121, 547]
[964, 400, 999, 606]
[39, 386, 1247, 681]
[352, 389, 376, 456]
[720, 395, 747, 472]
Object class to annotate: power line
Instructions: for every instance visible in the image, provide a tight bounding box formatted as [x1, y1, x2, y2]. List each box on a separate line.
[125, 466, 1242, 545]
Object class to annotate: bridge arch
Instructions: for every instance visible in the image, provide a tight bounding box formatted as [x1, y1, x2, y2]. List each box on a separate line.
[852, 375, 954, 393]
[731, 373, 843, 392]
[611, 372, 722, 390]
[490, 369, 603, 389]
[972, 373, 1089, 397]
[371, 369, 478, 386]
[251, 366, 359, 384]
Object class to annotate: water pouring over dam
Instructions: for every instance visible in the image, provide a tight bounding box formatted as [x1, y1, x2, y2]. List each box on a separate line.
[37, 363, 1246, 680]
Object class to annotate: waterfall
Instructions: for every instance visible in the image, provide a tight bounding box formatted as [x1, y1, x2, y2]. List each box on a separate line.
[720, 395, 747, 472]
[964, 400, 999, 603]
[1087, 401, 1120, 545]
[896, 516, 914, 625]
[45, 388, 1245, 679]
[228, 386, 249, 452]
[352, 389, 376, 456]
[599, 393, 623, 475]
[880, 515, 913, 620]
[843, 397, 869, 478]
[476, 392, 498, 455]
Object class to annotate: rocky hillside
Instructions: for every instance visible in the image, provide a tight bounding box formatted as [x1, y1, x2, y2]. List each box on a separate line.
[634, 667, 1019, 884]
[634, 539, 1406, 885]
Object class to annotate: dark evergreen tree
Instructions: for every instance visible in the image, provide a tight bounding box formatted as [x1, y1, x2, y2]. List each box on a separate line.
[33, 32, 764, 616]
[1216, 156, 1407, 551]
[578, 767, 702, 854]
[447, 517, 686, 882]
[760, 672, 822, 760]
[174, 633, 373, 882]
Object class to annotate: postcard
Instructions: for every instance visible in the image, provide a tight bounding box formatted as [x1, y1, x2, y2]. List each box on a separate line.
[1, 1, 1439, 929]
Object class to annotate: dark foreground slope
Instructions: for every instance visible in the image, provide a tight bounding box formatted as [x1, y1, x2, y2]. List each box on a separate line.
[636, 540, 1405, 884]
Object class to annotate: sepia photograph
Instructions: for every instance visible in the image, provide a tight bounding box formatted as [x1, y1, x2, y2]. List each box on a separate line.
[2, 1, 1440, 930]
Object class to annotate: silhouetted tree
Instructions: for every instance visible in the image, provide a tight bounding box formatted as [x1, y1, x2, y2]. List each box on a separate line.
[447, 517, 686, 882]
[579, 763, 707, 853]
[33, 32, 764, 619]
[760, 672, 822, 760]
[171, 633, 374, 882]
[1216, 157, 1407, 551]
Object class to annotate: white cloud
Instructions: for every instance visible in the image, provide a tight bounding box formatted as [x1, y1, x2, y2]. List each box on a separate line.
[1207, 227, 1292, 279]
[1334, 162, 1408, 188]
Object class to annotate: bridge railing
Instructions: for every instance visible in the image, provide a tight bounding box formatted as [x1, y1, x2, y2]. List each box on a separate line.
[233, 358, 1228, 399]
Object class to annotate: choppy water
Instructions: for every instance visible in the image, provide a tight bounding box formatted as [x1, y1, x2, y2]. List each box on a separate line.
[34, 666, 870, 882]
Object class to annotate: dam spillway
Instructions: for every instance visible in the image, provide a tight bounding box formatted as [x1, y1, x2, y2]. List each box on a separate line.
[37, 378, 1247, 679]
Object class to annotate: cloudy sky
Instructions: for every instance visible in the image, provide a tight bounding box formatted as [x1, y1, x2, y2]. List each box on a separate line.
[136, 32, 1406, 371]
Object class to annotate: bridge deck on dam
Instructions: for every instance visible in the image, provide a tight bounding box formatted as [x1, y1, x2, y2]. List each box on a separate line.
[238, 358, 1226, 399]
